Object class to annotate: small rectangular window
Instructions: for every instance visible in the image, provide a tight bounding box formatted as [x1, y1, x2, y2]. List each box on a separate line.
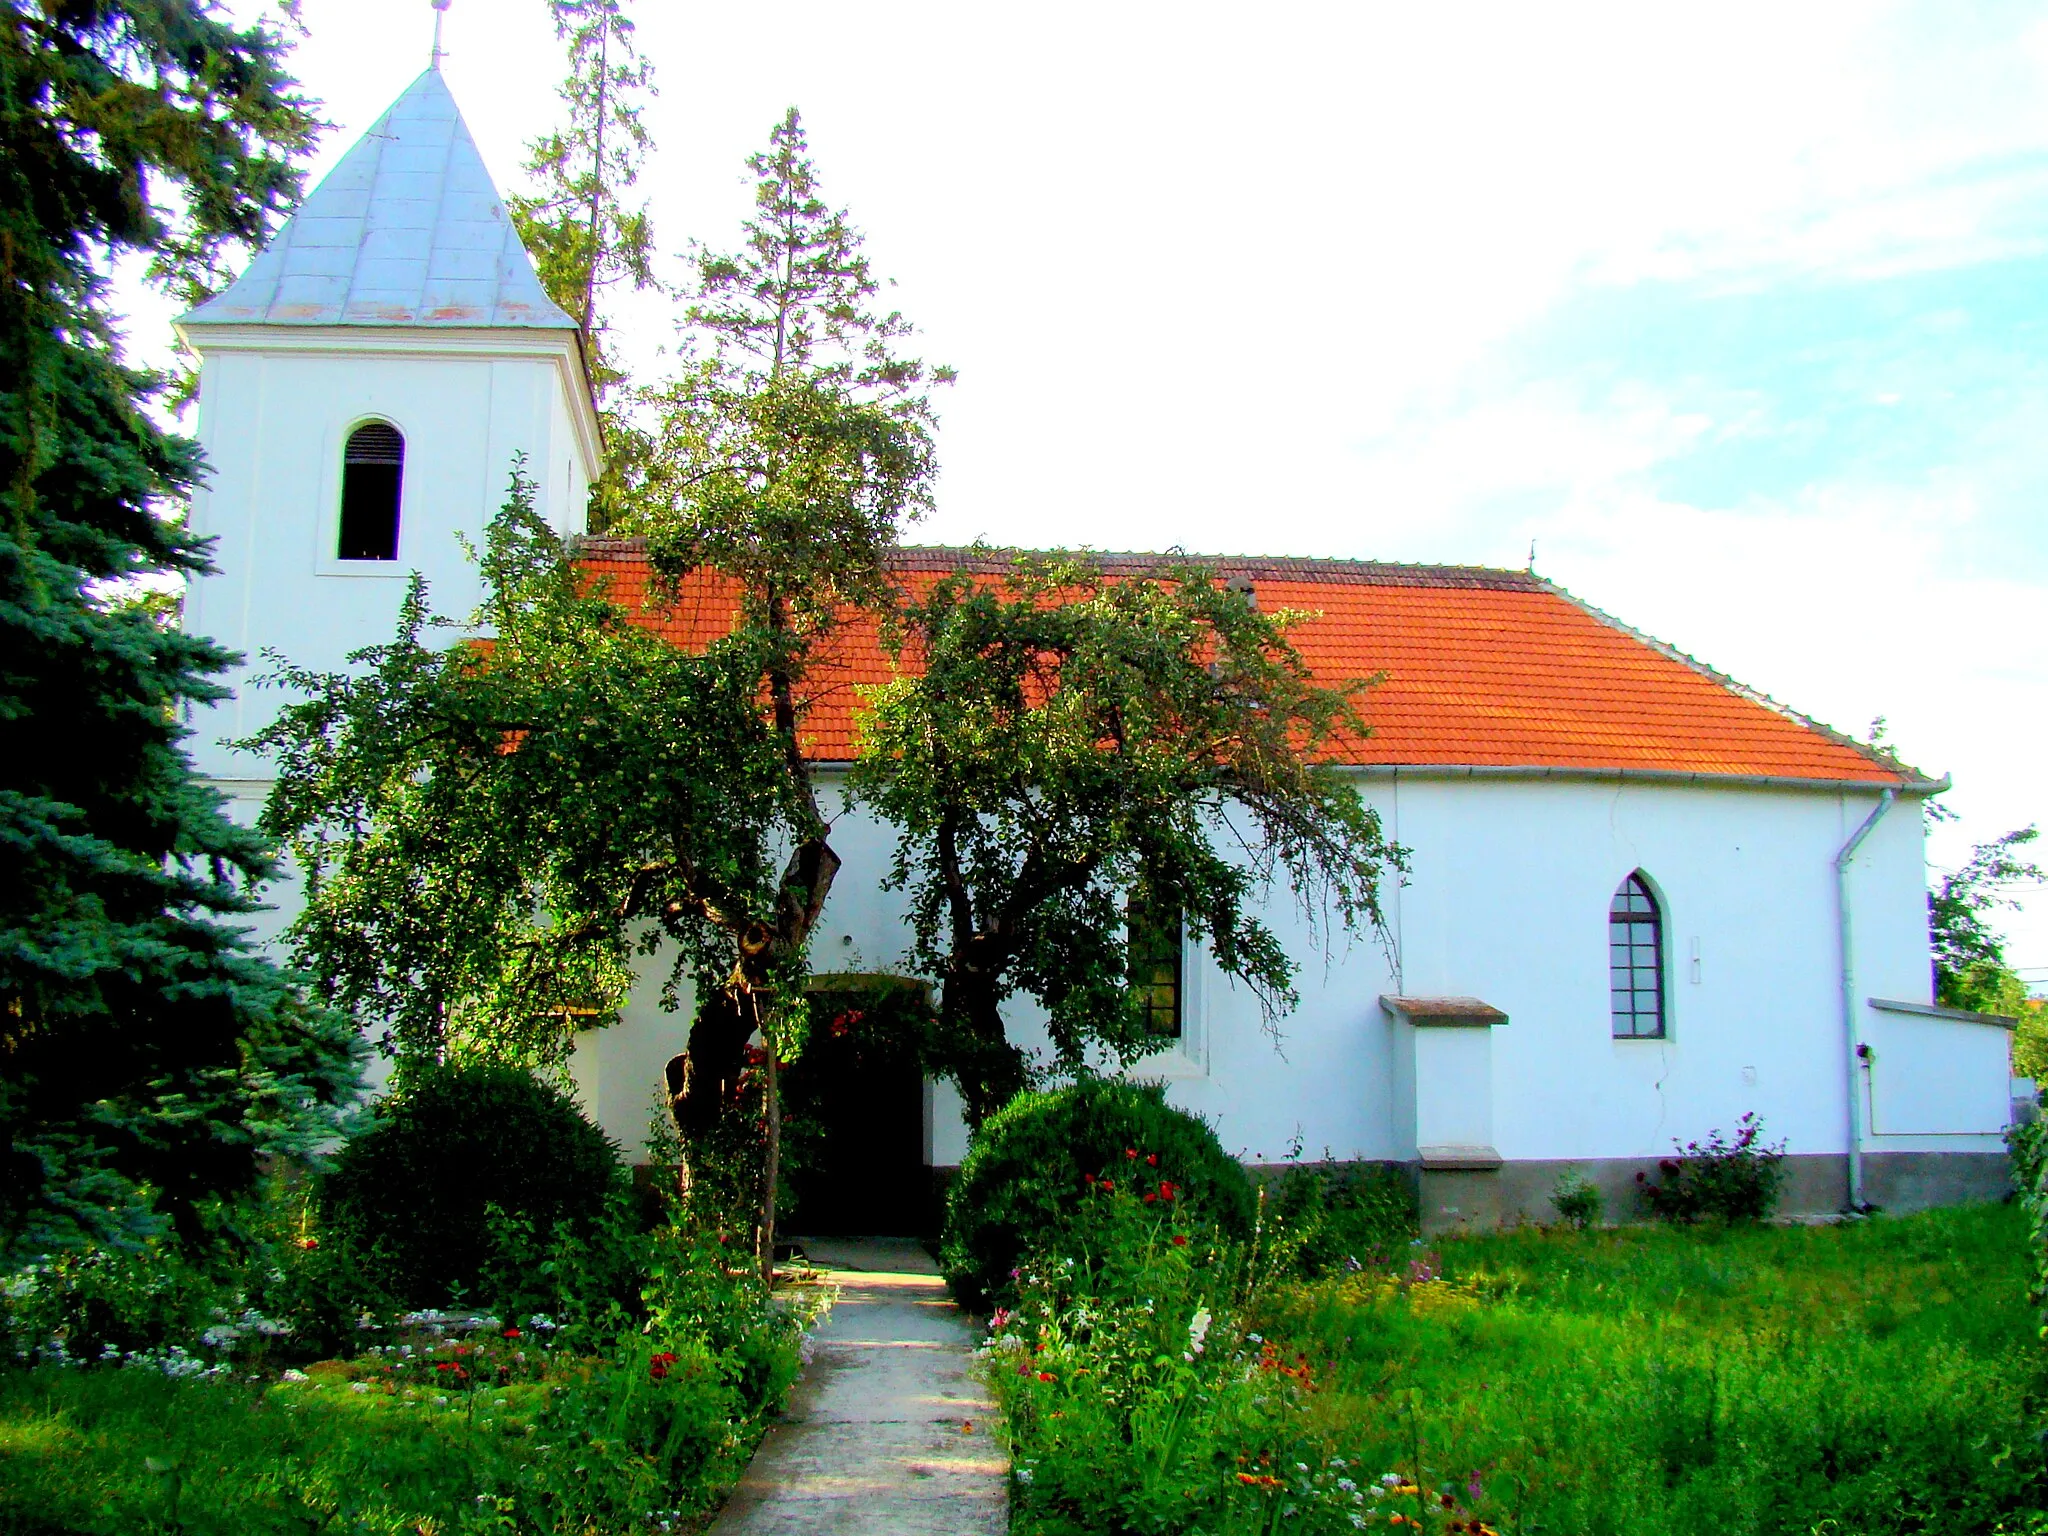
[1128, 894, 1183, 1040]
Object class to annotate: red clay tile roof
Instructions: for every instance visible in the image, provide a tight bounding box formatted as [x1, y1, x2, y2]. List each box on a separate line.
[571, 541, 1921, 788]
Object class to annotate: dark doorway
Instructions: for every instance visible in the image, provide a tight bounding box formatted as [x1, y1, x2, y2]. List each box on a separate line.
[780, 979, 939, 1237]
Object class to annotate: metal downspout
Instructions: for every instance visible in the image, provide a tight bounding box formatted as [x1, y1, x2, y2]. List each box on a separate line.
[1836, 787, 1897, 1212]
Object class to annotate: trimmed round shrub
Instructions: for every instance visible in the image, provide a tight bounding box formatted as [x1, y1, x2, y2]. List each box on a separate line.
[941, 1077, 1255, 1310]
[320, 1061, 625, 1306]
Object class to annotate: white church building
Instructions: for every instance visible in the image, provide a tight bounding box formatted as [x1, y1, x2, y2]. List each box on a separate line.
[178, 66, 2016, 1231]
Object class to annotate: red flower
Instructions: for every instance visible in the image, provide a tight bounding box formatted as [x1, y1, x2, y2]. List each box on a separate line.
[1036, 1371, 1055, 1383]
[1171, 1235, 1188, 1246]
[1098, 1179, 1114, 1193]
[649, 1351, 681, 1380]
[1143, 1192, 1157, 1204]
[1236, 1472, 1282, 1489]
[503, 1327, 521, 1339]
[1125, 1147, 1138, 1160]
[1146, 1153, 1159, 1166]
[294, 1235, 319, 1250]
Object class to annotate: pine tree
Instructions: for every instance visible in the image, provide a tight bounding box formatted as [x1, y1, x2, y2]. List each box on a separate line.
[0, 1, 360, 1255]
[633, 108, 951, 1270]
[507, 0, 662, 531]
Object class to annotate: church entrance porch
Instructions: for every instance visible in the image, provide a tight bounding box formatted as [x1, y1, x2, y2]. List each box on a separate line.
[779, 979, 943, 1239]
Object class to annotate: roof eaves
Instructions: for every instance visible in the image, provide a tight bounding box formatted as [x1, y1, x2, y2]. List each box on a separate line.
[1344, 762, 1950, 795]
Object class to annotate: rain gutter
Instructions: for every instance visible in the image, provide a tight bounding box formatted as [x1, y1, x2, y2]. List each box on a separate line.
[1836, 788, 1898, 1212]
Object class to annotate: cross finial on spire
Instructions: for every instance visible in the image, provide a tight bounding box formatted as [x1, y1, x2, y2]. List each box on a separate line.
[431, 0, 451, 69]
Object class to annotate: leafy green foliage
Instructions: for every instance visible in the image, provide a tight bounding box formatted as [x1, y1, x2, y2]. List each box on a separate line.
[1636, 1113, 1787, 1224]
[634, 105, 950, 641]
[1929, 825, 2040, 1014]
[319, 1063, 626, 1308]
[0, 0, 360, 1257]
[2010, 1114, 2048, 1341]
[1263, 1162, 1419, 1275]
[0, 1217, 807, 1533]
[1549, 1170, 1605, 1230]
[941, 1077, 1255, 1310]
[507, 0, 663, 531]
[998, 1204, 2047, 1536]
[253, 468, 785, 1072]
[620, 107, 951, 1267]
[989, 1180, 1340, 1535]
[853, 554, 1406, 1118]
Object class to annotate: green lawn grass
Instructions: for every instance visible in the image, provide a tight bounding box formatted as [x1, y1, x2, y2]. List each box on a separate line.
[1261, 1201, 2048, 1534]
[0, 1341, 758, 1535]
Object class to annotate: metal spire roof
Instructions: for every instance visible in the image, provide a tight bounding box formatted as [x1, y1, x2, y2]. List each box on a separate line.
[181, 68, 576, 330]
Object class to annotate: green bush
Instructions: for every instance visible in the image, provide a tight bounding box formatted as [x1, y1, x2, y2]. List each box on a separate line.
[1637, 1112, 1786, 1224]
[2010, 1114, 2048, 1334]
[942, 1076, 1255, 1310]
[989, 1181, 1339, 1534]
[1264, 1162, 1418, 1276]
[1550, 1170, 1604, 1230]
[320, 1062, 627, 1308]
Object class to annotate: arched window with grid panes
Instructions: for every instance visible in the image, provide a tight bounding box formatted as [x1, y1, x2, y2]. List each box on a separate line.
[1609, 872, 1665, 1038]
[338, 421, 404, 560]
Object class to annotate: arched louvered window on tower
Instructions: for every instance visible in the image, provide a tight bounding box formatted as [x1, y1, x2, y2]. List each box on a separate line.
[1609, 872, 1665, 1038]
[338, 421, 404, 560]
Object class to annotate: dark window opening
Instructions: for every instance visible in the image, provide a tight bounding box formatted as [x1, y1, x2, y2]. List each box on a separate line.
[1128, 893, 1184, 1040]
[338, 421, 404, 560]
[1609, 872, 1665, 1039]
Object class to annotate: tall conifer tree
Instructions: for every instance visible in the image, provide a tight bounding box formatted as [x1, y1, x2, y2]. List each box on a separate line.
[508, 0, 661, 531]
[0, 1, 359, 1254]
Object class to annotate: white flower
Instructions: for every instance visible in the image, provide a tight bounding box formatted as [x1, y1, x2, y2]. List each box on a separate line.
[349, 1382, 370, 1394]
[1187, 1306, 1212, 1356]
[281, 1369, 310, 1383]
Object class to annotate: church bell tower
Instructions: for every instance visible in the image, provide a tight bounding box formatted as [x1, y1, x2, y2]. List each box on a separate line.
[175, 64, 600, 795]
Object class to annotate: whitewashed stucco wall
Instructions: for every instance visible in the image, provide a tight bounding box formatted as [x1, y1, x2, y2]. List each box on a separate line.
[180, 329, 593, 782]
[566, 771, 1969, 1172]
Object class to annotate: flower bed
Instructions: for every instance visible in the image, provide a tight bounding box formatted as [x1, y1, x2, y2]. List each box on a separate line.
[987, 1187, 2048, 1535]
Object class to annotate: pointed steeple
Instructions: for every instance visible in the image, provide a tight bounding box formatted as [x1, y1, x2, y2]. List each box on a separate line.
[181, 69, 574, 330]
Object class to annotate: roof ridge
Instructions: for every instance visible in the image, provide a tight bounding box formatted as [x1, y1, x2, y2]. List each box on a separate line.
[1533, 576, 1941, 790]
[573, 538, 1550, 592]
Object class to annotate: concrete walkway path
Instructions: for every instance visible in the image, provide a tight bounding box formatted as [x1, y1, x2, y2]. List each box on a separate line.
[708, 1238, 1007, 1535]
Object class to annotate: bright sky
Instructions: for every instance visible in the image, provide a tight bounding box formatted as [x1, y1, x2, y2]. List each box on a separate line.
[131, 0, 2048, 978]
